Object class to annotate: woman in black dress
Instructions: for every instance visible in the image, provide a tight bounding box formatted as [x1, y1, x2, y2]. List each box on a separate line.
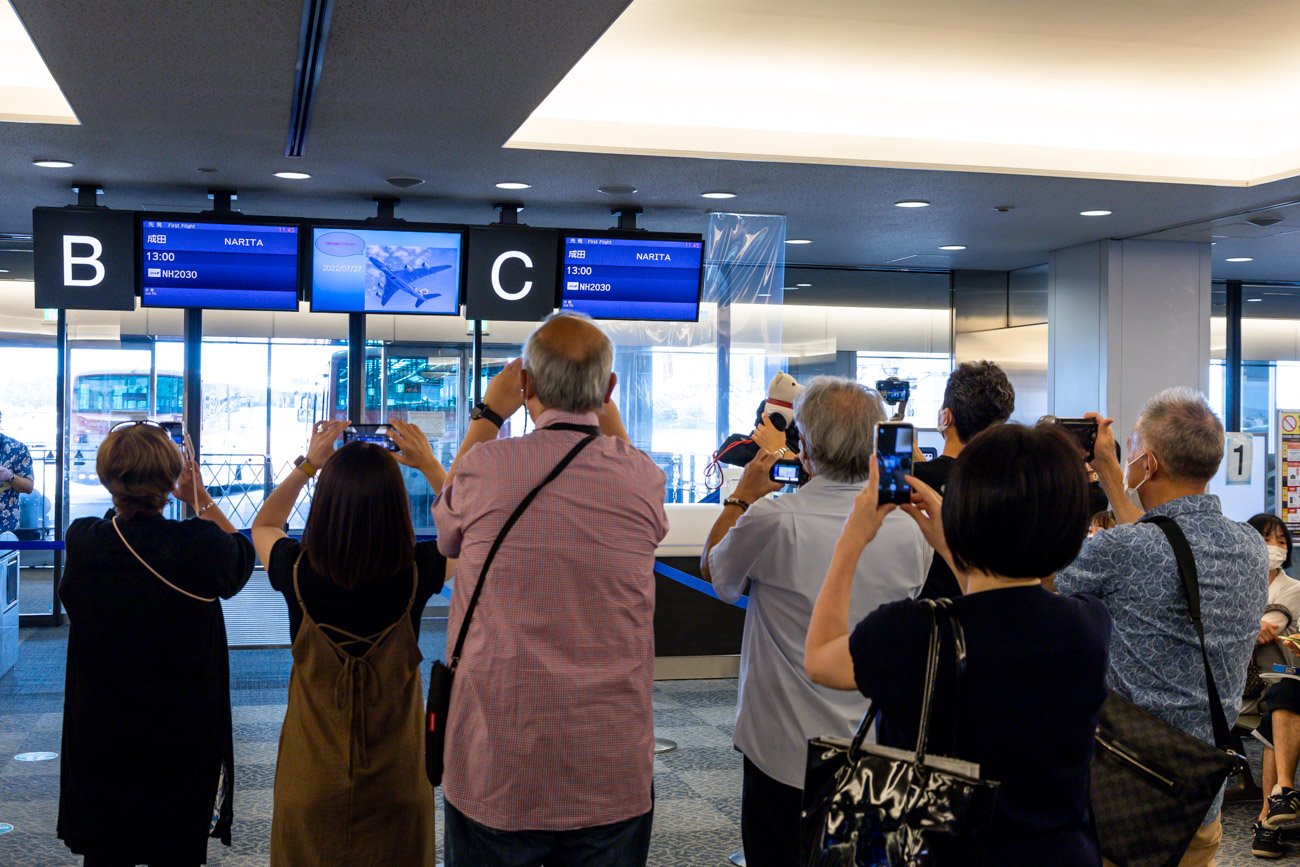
[59, 422, 256, 866]
[805, 423, 1112, 865]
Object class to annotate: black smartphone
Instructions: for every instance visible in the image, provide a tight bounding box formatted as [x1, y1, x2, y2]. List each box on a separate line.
[158, 421, 185, 448]
[876, 422, 914, 505]
[1054, 417, 1098, 462]
[343, 424, 400, 452]
[770, 460, 809, 487]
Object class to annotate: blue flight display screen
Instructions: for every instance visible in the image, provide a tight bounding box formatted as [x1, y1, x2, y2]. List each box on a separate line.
[560, 235, 703, 321]
[140, 221, 299, 310]
[310, 227, 462, 315]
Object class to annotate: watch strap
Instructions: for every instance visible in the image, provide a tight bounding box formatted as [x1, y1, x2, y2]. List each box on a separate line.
[472, 402, 505, 428]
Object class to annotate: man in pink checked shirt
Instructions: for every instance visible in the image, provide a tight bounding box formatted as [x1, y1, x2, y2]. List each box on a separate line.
[432, 313, 668, 866]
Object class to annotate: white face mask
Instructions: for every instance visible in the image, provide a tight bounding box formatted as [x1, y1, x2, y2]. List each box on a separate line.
[1123, 452, 1149, 500]
[1268, 545, 1288, 572]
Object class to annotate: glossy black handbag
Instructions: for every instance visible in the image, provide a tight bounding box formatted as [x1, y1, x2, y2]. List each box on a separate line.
[1089, 516, 1246, 867]
[800, 600, 999, 866]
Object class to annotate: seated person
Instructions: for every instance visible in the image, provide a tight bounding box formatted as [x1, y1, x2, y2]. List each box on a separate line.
[1245, 513, 1300, 858]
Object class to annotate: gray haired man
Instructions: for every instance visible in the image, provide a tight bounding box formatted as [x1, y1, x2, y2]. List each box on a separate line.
[701, 376, 931, 867]
[1058, 387, 1267, 866]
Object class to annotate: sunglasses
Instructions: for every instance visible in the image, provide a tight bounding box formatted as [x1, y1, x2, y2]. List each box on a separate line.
[109, 419, 186, 447]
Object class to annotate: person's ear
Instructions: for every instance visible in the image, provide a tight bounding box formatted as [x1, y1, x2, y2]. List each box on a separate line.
[520, 368, 535, 402]
[604, 372, 617, 404]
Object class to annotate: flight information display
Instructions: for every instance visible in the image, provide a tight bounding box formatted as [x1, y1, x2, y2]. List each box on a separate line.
[559, 235, 703, 321]
[140, 220, 300, 310]
[310, 227, 462, 315]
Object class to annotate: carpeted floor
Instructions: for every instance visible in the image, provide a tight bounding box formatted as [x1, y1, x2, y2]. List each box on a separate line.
[0, 624, 1283, 865]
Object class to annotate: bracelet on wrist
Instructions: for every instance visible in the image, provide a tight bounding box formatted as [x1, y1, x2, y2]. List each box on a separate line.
[723, 496, 751, 513]
[196, 500, 217, 517]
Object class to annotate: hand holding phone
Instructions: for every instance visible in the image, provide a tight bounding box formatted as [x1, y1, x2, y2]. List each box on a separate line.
[343, 423, 401, 452]
[1052, 417, 1099, 462]
[876, 422, 914, 505]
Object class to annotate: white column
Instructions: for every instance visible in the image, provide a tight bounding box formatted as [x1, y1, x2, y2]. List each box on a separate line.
[1049, 239, 1212, 443]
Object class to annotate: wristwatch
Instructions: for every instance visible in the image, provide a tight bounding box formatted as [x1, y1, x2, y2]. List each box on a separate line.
[470, 401, 504, 428]
[293, 455, 317, 478]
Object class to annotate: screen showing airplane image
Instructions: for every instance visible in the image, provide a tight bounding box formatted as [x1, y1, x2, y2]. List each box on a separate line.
[310, 227, 462, 315]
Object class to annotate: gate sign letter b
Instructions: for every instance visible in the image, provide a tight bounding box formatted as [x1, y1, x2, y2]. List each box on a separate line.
[33, 207, 136, 310]
[465, 226, 558, 321]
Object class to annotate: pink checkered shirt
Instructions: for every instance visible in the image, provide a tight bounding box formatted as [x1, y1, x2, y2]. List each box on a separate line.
[432, 410, 668, 832]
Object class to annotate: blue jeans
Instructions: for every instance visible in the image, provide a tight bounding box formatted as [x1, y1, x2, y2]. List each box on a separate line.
[444, 800, 653, 867]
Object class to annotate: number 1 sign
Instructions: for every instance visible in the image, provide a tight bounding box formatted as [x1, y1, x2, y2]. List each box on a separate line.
[1225, 432, 1252, 485]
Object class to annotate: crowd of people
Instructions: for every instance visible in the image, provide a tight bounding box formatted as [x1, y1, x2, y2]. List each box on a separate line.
[50, 310, 1287, 866]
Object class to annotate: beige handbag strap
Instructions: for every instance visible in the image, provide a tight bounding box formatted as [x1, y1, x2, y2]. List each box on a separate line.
[112, 516, 217, 603]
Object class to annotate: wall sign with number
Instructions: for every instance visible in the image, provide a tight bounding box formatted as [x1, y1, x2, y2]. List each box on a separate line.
[1225, 432, 1252, 485]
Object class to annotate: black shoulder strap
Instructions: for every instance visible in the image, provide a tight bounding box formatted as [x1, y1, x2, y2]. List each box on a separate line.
[447, 433, 598, 671]
[1141, 515, 1234, 750]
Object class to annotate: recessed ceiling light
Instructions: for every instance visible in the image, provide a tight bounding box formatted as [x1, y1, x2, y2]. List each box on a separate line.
[786, 238, 812, 245]
[1247, 297, 1263, 302]
[495, 182, 531, 190]
[795, 283, 811, 287]
[197, 167, 218, 174]
[385, 175, 425, 188]
[1225, 257, 1254, 262]
[0, 269, 9, 274]
[701, 191, 736, 199]
[274, 171, 311, 180]
[598, 184, 638, 195]
[32, 158, 74, 168]
[1080, 209, 1112, 216]
[939, 245, 967, 251]
[894, 200, 930, 208]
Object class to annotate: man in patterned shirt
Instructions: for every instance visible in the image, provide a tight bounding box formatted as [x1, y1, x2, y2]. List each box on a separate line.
[1057, 387, 1267, 867]
[0, 409, 34, 534]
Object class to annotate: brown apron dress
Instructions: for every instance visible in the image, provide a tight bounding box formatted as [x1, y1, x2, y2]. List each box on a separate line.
[269, 554, 435, 866]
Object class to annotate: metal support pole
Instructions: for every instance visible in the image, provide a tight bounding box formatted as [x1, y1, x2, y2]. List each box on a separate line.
[348, 314, 366, 422]
[472, 320, 484, 405]
[716, 304, 732, 445]
[183, 310, 203, 517]
[52, 310, 67, 625]
[1226, 280, 1243, 432]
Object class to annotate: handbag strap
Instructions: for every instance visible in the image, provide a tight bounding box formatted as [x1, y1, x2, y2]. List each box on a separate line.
[849, 598, 967, 763]
[446, 431, 598, 672]
[1140, 515, 1234, 751]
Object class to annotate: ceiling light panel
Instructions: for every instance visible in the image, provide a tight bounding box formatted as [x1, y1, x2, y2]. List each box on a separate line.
[0, 0, 78, 124]
[507, 0, 1300, 186]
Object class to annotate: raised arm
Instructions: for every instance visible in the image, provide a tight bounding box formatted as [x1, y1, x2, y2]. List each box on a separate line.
[444, 359, 525, 491]
[251, 420, 345, 566]
[701, 448, 780, 588]
[175, 431, 237, 535]
[805, 457, 894, 691]
[387, 419, 447, 494]
[1085, 412, 1142, 525]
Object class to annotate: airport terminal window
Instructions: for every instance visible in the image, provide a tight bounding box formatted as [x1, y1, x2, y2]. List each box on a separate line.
[857, 352, 953, 425]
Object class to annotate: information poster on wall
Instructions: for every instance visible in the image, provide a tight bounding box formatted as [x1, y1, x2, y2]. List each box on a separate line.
[1278, 410, 1300, 533]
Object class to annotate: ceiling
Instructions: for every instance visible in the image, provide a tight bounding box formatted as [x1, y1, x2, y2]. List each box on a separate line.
[510, 0, 1300, 186]
[7, 1, 1300, 285]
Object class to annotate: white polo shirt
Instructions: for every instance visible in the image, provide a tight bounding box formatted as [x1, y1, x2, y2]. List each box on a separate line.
[709, 475, 932, 787]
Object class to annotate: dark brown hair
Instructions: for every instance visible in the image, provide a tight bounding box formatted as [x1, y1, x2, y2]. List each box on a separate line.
[301, 442, 414, 590]
[1249, 512, 1293, 570]
[942, 361, 1015, 443]
[96, 424, 184, 518]
[943, 423, 1089, 579]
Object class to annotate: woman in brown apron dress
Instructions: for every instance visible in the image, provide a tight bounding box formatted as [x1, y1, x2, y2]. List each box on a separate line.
[251, 420, 448, 867]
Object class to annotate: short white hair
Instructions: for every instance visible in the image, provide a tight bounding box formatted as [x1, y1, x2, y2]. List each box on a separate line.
[1135, 387, 1223, 483]
[795, 377, 885, 482]
[522, 312, 614, 413]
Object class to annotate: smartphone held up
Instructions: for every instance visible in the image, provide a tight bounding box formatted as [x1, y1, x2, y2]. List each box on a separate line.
[876, 422, 914, 505]
[343, 424, 401, 452]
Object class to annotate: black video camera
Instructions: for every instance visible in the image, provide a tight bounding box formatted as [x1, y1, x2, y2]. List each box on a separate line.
[876, 377, 911, 406]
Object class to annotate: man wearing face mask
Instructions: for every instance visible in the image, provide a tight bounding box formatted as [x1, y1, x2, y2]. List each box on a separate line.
[1056, 387, 1267, 866]
[912, 360, 1015, 599]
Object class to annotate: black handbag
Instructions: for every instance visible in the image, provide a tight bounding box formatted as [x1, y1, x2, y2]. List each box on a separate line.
[425, 427, 598, 787]
[1089, 515, 1247, 867]
[800, 599, 1000, 866]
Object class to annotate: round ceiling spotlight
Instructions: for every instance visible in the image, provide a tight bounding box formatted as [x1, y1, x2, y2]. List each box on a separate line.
[274, 171, 311, 180]
[495, 181, 531, 190]
[1225, 257, 1254, 262]
[894, 200, 930, 208]
[786, 238, 812, 245]
[32, 158, 74, 168]
[992, 205, 1014, 213]
[598, 184, 638, 195]
[1080, 209, 1112, 217]
[701, 191, 736, 199]
[939, 245, 967, 251]
[385, 176, 425, 188]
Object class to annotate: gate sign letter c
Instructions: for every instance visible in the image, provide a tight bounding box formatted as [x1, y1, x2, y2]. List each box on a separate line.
[491, 250, 533, 301]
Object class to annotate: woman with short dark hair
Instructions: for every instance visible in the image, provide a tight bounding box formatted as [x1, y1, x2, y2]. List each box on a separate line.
[251, 419, 447, 866]
[805, 423, 1112, 865]
[59, 421, 256, 866]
